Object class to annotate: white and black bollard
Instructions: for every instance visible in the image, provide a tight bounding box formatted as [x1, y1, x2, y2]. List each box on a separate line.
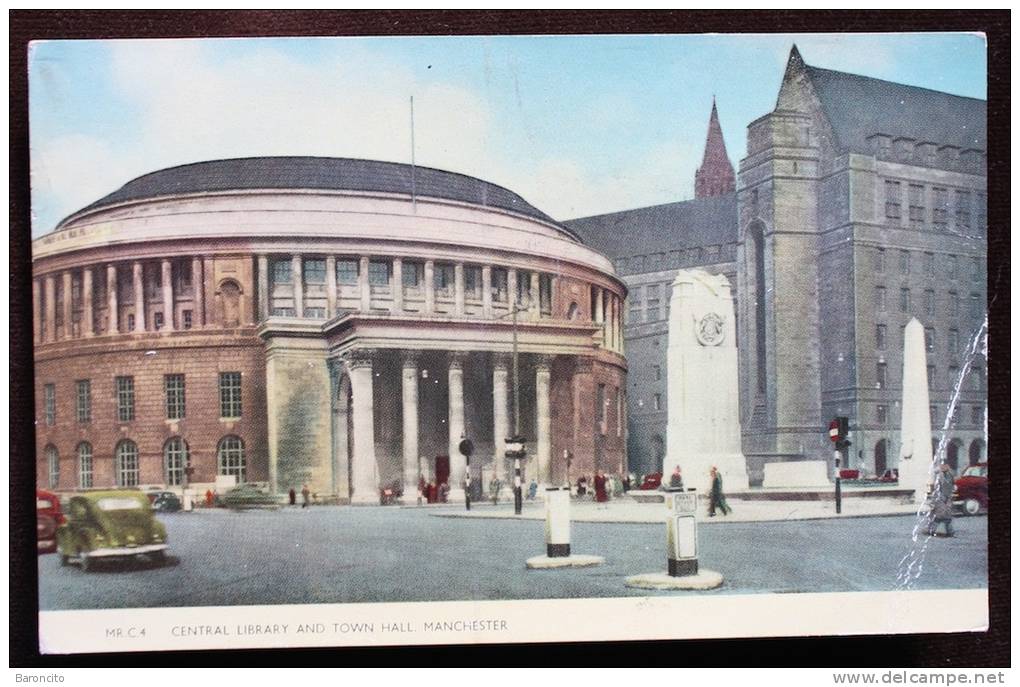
[625, 487, 723, 590]
[525, 486, 603, 569]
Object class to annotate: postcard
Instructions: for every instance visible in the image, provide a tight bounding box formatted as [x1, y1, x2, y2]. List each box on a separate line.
[27, 32, 989, 655]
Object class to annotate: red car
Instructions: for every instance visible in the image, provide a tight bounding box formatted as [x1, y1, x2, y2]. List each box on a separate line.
[953, 463, 988, 515]
[37, 489, 65, 554]
[639, 473, 663, 490]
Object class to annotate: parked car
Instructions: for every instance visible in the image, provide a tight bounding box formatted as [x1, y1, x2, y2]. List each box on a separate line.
[56, 490, 168, 571]
[220, 483, 279, 510]
[37, 489, 65, 554]
[953, 463, 988, 515]
[639, 473, 663, 490]
[150, 491, 182, 513]
[878, 469, 899, 483]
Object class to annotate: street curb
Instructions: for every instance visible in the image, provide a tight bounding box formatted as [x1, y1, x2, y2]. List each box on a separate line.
[430, 509, 930, 525]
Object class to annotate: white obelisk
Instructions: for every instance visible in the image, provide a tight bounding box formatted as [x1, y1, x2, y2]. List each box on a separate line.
[897, 317, 934, 503]
[665, 270, 749, 494]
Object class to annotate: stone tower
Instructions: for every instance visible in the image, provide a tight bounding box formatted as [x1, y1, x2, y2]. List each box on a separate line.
[694, 98, 736, 199]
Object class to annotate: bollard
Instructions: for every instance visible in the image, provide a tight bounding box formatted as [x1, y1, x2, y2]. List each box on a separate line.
[625, 486, 723, 590]
[182, 488, 193, 512]
[666, 488, 698, 576]
[545, 487, 571, 557]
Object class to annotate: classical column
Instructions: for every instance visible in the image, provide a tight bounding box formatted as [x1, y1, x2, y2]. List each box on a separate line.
[358, 256, 371, 312]
[482, 265, 493, 318]
[44, 275, 56, 343]
[257, 254, 270, 321]
[347, 353, 378, 504]
[291, 255, 304, 317]
[32, 278, 41, 344]
[82, 268, 94, 337]
[454, 262, 465, 315]
[423, 260, 435, 314]
[61, 271, 73, 339]
[132, 261, 145, 333]
[447, 352, 467, 497]
[202, 257, 215, 327]
[325, 255, 337, 318]
[572, 357, 596, 479]
[492, 354, 510, 478]
[192, 257, 204, 327]
[161, 259, 174, 331]
[400, 353, 420, 503]
[392, 258, 404, 314]
[106, 264, 118, 334]
[535, 355, 553, 486]
[530, 271, 541, 320]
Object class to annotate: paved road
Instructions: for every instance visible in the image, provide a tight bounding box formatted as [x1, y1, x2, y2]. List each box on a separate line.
[38, 506, 987, 610]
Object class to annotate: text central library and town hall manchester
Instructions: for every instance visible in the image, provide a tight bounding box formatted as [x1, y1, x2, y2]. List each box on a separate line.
[33, 48, 987, 500]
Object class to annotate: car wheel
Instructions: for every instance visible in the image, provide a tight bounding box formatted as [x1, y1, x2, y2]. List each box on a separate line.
[964, 499, 981, 516]
[59, 553, 70, 567]
[152, 550, 166, 566]
[80, 554, 93, 572]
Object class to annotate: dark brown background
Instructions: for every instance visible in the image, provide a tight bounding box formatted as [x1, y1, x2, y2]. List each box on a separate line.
[10, 10, 1010, 668]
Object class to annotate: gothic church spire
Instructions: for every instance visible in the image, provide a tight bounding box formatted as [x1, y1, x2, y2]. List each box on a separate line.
[694, 97, 736, 199]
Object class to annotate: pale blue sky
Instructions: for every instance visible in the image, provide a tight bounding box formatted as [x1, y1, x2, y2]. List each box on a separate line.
[29, 33, 986, 236]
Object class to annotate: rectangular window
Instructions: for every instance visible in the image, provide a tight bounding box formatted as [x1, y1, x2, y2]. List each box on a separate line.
[652, 364, 662, 381]
[464, 265, 483, 300]
[44, 383, 56, 426]
[183, 310, 193, 329]
[971, 367, 983, 391]
[948, 365, 959, 388]
[116, 376, 135, 422]
[645, 284, 660, 322]
[899, 288, 910, 313]
[538, 274, 552, 315]
[875, 324, 886, 350]
[927, 365, 935, 387]
[955, 190, 971, 229]
[948, 291, 959, 317]
[924, 252, 935, 278]
[948, 329, 959, 354]
[924, 290, 935, 317]
[303, 307, 326, 319]
[899, 250, 910, 275]
[932, 187, 949, 229]
[924, 327, 935, 352]
[884, 180, 901, 220]
[219, 372, 242, 418]
[951, 406, 960, 424]
[877, 405, 888, 424]
[165, 374, 185, 420]
[875, 286, 886, 312]
[402, 261, 423, 289]
[272, 259, 292, 285]
[908, 184, 925, 229]
[876, 362, 887, 389]
[75, 380, 91, 423]
[490, 268, 508, 303]
[971, 406, 983, 426]
[271, 306, 296, 317]
[336, 259, 359, 286]
[368, 260, 391, 288]
[515, 270, 532, 307]
[873, 248, 885, 273]
[179, 260, 193, 290]
[127, 313, 136, 331]
[303, 258, 326, 285]
[948, 255, 958, 280]
[78, 444, 93, 489]
[153, 311, 165, 330]
[971, 257, 981, 282]
[970, 293, 982, 319]
[434, 263, 455, 297]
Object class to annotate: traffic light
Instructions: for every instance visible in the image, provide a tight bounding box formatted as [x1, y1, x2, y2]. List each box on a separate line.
[835, 416, 851, 451]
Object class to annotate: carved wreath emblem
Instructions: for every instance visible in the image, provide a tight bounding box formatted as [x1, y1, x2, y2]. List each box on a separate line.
[696, 312, 725, 346]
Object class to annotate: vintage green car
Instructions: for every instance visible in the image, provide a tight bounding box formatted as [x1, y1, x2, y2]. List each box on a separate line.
[56, 491, 168, 571]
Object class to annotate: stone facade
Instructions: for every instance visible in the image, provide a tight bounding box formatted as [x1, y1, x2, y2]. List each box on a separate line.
[33, 158, 628, 501]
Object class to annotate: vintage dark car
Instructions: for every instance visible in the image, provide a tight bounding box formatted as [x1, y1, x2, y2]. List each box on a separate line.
[56, 491, 168, 571]
[220, 483, 279, 510]
[37, 489, 65, 554]
[639, 472, 663, 490]
[953, 463, 988, 515]
[149, 491, 182, 512]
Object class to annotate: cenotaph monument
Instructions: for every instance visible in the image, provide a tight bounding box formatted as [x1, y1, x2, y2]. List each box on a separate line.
[897, 317, 934, 503]
[665, 269, 749, 493]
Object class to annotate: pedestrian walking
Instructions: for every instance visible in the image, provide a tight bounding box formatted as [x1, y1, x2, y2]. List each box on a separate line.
[594, 470, 609, 504]
[669, 465, 684, 490]
[928, 463, 956, 537]
[301, 484, 310, 509]
[288, 488, 296, 506]
[708, 466, 731, 517]
[527, 478, 538, 500]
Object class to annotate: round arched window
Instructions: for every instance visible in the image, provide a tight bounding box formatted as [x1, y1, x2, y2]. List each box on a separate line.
[77, 442, 93, 489]
[45, 445, 59, 490]
[217, 436, 246, 483]
[115, 440, 139, 487]
[164, 437, 189, 486]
